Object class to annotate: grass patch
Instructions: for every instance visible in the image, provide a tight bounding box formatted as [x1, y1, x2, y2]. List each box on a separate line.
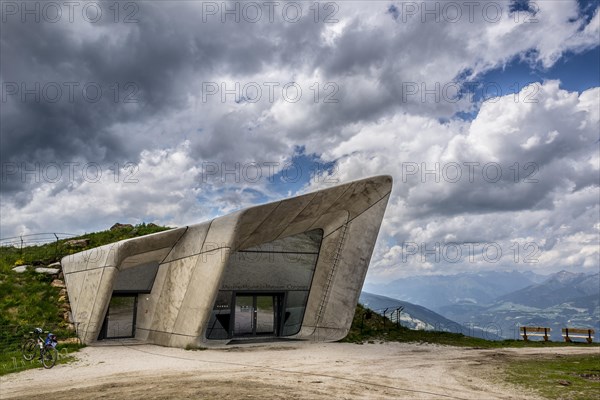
[0, 343, 85, 376]
[0, 270, 65, 329]
[185, 345, 208, 351]
[342, 304, 600, 349]
[504, 354, 600, 400]
[0, 223, 170, 328]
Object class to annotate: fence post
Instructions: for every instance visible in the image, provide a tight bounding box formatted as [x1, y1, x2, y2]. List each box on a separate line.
[361, 313, 364, 334]
[54, 233, 59, 260]
[396, 306, 404, 328]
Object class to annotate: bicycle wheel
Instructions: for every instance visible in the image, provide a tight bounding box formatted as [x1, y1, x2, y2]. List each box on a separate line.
[22, 338, 37, 361]
[41, 346, 58, 369]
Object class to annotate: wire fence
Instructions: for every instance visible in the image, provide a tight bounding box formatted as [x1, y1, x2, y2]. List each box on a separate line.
[0, 232, 80, 266]
[361, 305, 475, 337]
[363, 306, 405, 327]
[0, 233, 79, 247]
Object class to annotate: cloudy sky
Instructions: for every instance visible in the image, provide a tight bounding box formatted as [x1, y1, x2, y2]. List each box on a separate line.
[1, 0, 598, 283]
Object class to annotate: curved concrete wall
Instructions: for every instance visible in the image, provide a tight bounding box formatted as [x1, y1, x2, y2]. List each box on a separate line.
[62, 175, 392, 347]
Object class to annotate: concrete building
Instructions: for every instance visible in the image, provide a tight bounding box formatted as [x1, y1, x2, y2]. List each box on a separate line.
[61, 175, 392, 347]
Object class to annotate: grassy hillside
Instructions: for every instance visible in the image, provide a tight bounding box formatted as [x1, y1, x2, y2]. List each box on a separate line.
[0, 223, 170, 329]
[0, 223, 170, 375]
[343, 304, 600, 348]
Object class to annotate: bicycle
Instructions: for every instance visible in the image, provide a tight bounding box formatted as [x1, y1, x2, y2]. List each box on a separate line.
[22, 327, 58, 369]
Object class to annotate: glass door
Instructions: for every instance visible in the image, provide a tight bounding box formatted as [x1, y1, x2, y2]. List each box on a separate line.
[102, 295, 137, 339]
[234, 295, 254, 336]
[255, 295, 275, 335]
[233, 294, 279, 337]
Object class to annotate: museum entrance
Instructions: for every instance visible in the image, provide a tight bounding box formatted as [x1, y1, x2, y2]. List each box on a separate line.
[205, 229, 323, 341]
[98, 295, 137, 339]
[233, 293, 283, 337]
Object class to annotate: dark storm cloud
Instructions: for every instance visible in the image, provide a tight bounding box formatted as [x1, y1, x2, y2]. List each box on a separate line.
[194, 109, 288, 161]
[1, 0, 571, 197]
[0, 2, 329, 195]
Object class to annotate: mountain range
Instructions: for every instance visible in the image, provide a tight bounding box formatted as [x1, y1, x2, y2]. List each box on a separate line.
[364, 270, 599, 342]
[363, 270, 548, 310]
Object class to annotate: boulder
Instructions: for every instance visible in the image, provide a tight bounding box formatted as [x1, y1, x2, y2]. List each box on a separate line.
[47, 261, 61, 269]
[110, 223, 133, 231]
[51, 279, 66, 288]
[65, 238, 89, 247]
[34, 267, 60, 275]
[12, 265, 29, 273]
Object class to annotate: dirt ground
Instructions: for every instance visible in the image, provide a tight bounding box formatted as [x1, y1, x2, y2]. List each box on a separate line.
[1, 341, 597, 399]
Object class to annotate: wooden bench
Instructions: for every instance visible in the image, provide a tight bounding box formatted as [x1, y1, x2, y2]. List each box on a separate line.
[562, 328, 595, 344]
[520, 326, 551, 341]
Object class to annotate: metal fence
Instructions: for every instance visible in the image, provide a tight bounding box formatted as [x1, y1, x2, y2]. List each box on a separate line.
[0, 232, 79, 266]
[365, 306, 405, 328]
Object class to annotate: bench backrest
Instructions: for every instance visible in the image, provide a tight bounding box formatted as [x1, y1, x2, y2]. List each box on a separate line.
[562, 328, 595, 335]
[520, 326, 551, 333]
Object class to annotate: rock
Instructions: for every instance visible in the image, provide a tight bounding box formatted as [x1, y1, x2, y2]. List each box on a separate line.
[110, 223, 134, 231]
[59, 288, 67, 297]
[51, 279, 66, 288]
[12, 265, 29, 273]
[557, 380, 571, 386]
[65, 238, 89, 247]
[47, 261, 61, 269]
[34, 267, 60, 275]
[58, 271, 64, 280]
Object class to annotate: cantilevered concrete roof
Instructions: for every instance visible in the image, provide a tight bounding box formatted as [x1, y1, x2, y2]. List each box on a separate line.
[62, 175, 392, 347]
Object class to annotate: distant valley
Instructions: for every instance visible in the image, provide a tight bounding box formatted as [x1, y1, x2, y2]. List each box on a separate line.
[359, 292, 502, 340]
[363, 270, 600, 341]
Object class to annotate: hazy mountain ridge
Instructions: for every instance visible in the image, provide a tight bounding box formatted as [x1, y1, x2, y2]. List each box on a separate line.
[363, 270, 547, 309]
[496, 271, 599, 308]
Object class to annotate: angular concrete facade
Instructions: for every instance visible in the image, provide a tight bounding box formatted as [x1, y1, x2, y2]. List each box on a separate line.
[62, 175, 392, 348]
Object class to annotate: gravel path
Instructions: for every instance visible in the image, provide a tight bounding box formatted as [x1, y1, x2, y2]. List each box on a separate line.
[1, 342, 597, 399]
